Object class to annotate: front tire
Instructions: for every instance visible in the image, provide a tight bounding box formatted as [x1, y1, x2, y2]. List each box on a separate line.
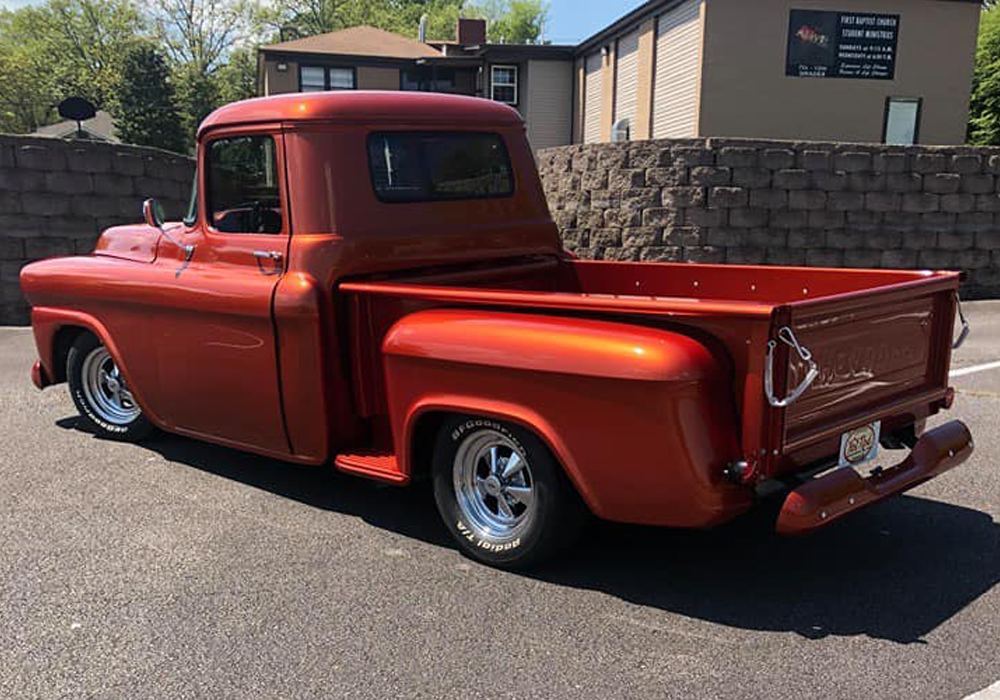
[67, 333, 154, 442]
[432, 415, 588, 569]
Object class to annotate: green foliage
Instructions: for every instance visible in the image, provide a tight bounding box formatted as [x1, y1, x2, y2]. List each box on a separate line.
[115, 43, 186, 152]
[44, 0, 144, 110]
[265, 0, 468, 41]
[970, 5, 1000, 145]
[0, 8, 60, 131]
[488, 0, 547, 44]
[217, 48, 259, 105]
[174, 64, 221, 147]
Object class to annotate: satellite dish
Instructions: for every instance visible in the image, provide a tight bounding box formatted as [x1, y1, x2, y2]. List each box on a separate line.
[58, 97, 97, 138]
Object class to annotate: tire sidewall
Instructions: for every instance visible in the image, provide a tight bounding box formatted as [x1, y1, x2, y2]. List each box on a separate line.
[67, 334, 151, 441]
[432, 415, 559, 568]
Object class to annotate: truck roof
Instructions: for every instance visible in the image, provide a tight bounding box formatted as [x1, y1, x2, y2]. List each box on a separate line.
[198, 91, 524, 138]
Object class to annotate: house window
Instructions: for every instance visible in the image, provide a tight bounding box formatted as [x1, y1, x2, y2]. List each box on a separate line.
[299, 65, 356, 92]
[491, 65, 517, 105]
[328, 68, 355, 89]
[884, 97, 922, 145]
[300, 66, 326, 92]
[401, 67, 465, 93]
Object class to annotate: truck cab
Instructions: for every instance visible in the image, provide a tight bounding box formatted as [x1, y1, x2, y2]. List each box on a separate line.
[21, 92, 973, 568]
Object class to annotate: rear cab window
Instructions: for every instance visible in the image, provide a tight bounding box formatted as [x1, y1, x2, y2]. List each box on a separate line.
[367, 132, 514, 203]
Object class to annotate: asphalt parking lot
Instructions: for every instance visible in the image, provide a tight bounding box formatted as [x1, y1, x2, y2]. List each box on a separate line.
[2, 303, 999, 700]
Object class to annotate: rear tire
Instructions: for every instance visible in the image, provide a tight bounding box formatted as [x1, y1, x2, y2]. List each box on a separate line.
[67, 333, 154, 442]
[432, 415, 588, 569]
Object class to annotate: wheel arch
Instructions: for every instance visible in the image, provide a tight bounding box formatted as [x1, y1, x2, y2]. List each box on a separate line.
[50, 325, 88, 384]
[31, 307, 157, 423]
[401, 398, 598, 516]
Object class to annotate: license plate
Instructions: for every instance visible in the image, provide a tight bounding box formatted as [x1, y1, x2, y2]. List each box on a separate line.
[839, 421, 881, 468]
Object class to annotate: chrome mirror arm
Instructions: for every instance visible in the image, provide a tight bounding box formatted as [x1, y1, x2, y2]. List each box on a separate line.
[143, 198, 195, 274]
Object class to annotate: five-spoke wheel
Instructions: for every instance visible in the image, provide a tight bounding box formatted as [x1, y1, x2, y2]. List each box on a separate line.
[67, 333, 153, 441]
[453, 428, 536, 543]
[433, 415, 588, 569]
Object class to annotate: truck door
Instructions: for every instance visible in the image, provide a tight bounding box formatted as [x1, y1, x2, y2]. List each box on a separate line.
[151, 128, 291, 455]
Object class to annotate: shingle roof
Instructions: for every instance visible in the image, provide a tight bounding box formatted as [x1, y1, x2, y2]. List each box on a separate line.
[261, 25, 443, 60]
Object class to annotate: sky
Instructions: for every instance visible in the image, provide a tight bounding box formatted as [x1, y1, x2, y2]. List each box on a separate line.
[545, 0, 648, 45]
[0, 0, 649, 44]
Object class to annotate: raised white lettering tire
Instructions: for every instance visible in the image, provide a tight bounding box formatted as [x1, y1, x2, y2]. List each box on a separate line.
[432, 415, 588, 569]
[67, 333, 154, 442]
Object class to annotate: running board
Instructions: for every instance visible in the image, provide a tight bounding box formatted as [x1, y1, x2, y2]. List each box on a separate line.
[334, 451, 408, 484]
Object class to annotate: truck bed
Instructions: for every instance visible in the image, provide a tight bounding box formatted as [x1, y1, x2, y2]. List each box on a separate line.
[340, 257, 961, 479]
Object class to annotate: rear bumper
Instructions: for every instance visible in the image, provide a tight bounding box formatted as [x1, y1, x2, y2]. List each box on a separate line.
[775, 420, 973, 536]
[30, 360, 50, 390]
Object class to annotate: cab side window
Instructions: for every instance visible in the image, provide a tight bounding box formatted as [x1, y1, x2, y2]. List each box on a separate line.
[207, 136, 283, 234]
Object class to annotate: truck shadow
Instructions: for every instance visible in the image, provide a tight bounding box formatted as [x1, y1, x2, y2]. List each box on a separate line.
[58, 416, 1000, 645]
[534, 497, 1000, 644]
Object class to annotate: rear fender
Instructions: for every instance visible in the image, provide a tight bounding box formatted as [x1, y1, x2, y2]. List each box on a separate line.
[383, 309, 753, 526]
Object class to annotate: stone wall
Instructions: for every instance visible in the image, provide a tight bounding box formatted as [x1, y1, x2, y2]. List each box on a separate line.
[537, 138, 1000, 299]
[0, 135, 193, 324]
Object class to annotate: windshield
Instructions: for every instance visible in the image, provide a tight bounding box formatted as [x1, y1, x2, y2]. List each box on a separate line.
[183, 176, 197, 226]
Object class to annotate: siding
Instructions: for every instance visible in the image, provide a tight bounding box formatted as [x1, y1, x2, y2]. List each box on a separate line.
[525, 60, 574, 149]
[263, 59, 300, 95]
[614, 29, 641, 136]
[584, 52, 603, 143]
[357, 66, 399, 90]
[652, 0, 702, 139]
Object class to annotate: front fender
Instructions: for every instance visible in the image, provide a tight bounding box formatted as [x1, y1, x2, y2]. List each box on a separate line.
[382, 309, 754, 527]
[28, 306, 163, 427]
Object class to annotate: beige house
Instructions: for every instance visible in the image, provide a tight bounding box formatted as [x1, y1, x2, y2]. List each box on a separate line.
[574, 0, 982, 145]
[257, 0, 982, 149]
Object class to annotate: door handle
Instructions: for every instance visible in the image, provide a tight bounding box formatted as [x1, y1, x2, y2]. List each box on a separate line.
[253, 250, 283, 275]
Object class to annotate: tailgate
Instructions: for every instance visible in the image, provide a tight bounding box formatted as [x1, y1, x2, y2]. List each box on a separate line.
[764, 273, 961, 476]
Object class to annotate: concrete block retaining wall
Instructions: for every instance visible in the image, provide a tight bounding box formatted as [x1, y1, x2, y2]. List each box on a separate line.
[537, 138, 1000, 299]
[0, 135, 193, 324]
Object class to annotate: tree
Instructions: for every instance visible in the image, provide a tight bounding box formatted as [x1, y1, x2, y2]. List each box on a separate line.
[217, 46, 258, 104]
[144, 0, 262, 145]
[43, 0, 144, 110]
[265, 0, 467, 41]
[147, 0, 256, 76]
[0, 7, 60, 132]
[969, 4, 1000, 145]
[0, 0, 142, 133]
[115, 43, 186, 152]
[174, 63, 220, 145]
[488, 0, 547, 44]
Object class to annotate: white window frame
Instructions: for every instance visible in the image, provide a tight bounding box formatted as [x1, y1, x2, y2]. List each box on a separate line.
[490, 64, 518, 105]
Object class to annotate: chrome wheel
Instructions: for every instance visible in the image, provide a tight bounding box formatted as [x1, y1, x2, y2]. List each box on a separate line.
[453, 429, 536, 541]
[80, 347, 140, 425]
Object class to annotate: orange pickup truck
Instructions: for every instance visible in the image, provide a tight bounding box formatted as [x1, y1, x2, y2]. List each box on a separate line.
[20, 92, 973, 568]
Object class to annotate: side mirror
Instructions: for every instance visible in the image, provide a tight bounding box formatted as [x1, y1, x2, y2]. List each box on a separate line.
[142, 197, 195, 268]
[143, 198, 165, 230]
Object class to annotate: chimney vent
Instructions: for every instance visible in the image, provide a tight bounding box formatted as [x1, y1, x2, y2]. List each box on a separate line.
[456, 18, 486, 47]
